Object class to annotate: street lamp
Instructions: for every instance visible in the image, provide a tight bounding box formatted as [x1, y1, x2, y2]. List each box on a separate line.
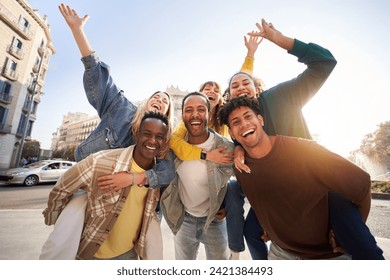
[14, 51, 46, 167]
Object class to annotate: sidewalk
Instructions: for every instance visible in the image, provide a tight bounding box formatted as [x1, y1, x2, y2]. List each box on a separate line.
[0, 209, 389, 260]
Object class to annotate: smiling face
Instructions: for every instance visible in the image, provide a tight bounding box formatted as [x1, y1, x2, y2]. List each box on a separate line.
[228, 106, 265, 152]
[229, 73, 256, 99]
[133, 117, 168, 169]
[147, 92, 170, 115]
[182, 94, 210, 144]
[200, 82, 221, 110]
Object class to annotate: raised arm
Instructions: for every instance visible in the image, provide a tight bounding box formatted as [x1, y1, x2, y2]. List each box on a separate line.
[59, 3, 94, 58]
[249, 19, 337, 108]
[240, 34, 262, 74]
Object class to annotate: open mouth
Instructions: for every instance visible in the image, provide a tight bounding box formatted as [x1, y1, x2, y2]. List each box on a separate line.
[151, 103, 161, 110]
[242, 129, 255, 137]
[207, 95, 215, 101]
[238, 93, 249, 98]
[146, 145, 157, 151]
[190, 120, 202, 126]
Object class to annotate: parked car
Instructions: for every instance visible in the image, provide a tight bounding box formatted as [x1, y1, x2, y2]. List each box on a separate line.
[0, 160, 76, 186]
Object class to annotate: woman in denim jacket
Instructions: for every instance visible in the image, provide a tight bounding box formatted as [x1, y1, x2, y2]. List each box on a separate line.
[40, 4, 175, 259]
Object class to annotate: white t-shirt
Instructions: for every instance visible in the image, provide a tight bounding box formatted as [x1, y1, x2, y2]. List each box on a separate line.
[176, 132, 215, 217]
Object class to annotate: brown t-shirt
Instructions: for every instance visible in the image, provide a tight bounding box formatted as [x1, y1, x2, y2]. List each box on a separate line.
[236, 135, 370, 259]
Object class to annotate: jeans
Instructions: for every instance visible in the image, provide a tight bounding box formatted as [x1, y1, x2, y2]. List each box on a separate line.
[225, 177, 246, 252]
[174, 212, 228, 260]
[225, 179, 385, 260]
[328, 191, 384, 260]
[268, 242, 351, 260]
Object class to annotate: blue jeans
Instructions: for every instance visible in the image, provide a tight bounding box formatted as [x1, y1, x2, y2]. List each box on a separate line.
[225, 179, 385, 260]
[174, 212, 228, 260]
[328, 191, 384, 260]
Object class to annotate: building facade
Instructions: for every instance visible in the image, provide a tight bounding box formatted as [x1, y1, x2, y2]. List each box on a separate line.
[0, 0, 54, 168]
[51, 112, 100, 153]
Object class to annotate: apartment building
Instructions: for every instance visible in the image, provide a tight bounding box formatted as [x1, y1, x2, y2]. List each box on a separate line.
[51, 112, 100, 153]
[0, 0, 54, 168]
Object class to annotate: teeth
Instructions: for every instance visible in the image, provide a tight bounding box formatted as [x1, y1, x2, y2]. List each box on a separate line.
[207, 96, 215, 101]
[242, 129, 254, 137]
[238, 93, 248, 97]
[152, 104, 161, 110]
[146, 145, 156, 150]
[191, 121, 201, 125]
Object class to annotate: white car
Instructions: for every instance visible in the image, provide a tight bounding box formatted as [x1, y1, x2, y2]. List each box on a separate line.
[0, 160, 76, 186]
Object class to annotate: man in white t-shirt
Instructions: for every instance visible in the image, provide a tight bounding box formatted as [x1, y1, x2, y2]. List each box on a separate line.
[161, 92, 234, 259]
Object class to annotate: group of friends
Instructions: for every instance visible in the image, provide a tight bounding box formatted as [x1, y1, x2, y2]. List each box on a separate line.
[39, 3, 385, 260]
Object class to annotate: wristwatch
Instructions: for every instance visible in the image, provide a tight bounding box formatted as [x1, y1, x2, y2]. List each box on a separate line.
[200, 150, 207, 160]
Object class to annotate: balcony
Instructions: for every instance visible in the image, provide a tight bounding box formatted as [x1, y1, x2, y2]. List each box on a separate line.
[0, 4, 32, 40]
[1, 67, 19, 81]
[7, 45, 24, 60]
[0, 123, 12, 134]
[0, 93, 13, 104]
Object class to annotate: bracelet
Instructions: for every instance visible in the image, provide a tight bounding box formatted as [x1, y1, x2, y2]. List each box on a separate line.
[131, 173, 135, 186]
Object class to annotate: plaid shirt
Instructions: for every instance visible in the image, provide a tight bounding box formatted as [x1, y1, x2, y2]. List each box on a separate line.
[43, 145, 159, 260]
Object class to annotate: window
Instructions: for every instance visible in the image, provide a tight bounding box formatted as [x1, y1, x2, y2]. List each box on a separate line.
[13, 38, 23, 50]
[2, 81, 12, 94]
[19, 16, 30, 31]
[0, 106, 9, 125]
[9, 59, 17, 71]
[32, 101, 38, 114]
[17, 114, 27, 135]
[26, 120, 33, 137]
[0, 81, 12, 102]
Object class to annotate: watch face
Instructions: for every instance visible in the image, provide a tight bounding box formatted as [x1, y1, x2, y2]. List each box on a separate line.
[201, 151, 206, 160]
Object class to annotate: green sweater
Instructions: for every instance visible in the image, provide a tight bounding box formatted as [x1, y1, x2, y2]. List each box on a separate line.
[259, 39, 337, 139]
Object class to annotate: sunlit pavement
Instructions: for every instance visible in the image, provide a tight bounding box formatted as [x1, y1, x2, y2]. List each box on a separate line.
[0, 209, 389, 260]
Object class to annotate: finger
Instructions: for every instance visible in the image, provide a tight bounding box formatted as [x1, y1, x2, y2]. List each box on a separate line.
[97, 175, 112, 182]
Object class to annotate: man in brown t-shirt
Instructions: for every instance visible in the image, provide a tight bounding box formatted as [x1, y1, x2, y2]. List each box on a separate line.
[218, 96, 384, 259]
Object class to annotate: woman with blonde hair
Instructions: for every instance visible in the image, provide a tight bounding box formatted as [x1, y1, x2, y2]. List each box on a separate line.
[40, 4, 175, 259]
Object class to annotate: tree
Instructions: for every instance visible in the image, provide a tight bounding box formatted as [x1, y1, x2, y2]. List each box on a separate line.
[22, 140, 40, 160]
[352, 121, 390, 169]
[52, 145, 76, 161]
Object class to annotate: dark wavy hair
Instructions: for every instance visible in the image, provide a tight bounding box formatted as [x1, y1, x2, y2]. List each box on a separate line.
[218, 96, 260, 128]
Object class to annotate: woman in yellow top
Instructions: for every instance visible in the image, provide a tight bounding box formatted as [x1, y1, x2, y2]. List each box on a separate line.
[169, 34, 263, 163]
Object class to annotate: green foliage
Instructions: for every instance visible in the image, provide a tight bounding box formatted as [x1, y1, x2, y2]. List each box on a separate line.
[371, 181, 390, 193]
[352, 121, 390, 169]
[22, 140, 41, 159]
[52, 146, 76, 161]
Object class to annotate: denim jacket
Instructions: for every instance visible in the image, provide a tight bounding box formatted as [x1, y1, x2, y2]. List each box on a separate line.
[160, 131, 235, 234]
[74, 52, 174, 187]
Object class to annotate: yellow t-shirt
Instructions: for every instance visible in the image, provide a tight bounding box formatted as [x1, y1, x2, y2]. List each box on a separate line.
[94, 160, 148, 259]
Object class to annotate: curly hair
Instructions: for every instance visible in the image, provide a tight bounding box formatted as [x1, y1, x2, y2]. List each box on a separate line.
[218, 96, 260, 128]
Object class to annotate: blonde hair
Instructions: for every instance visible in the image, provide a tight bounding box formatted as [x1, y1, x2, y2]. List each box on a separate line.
[131, 91, 174, 159]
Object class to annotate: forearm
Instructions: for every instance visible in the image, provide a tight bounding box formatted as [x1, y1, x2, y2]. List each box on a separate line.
[271, 33, 294, 52]
[145, 151, 176, 188]
[70, 27, 94, 58]
[240, 56, 254, 75]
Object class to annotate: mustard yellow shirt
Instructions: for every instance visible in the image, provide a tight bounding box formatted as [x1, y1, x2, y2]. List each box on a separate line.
[169, 120, 230, 160]
[94, 160, 148, 259]
[169, 56, 253, 160]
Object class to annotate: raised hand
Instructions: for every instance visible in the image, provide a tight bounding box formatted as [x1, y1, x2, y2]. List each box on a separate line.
[244, 34, 263, 58]
[59, 3, 89, 30]
[58, 3, 93, 57]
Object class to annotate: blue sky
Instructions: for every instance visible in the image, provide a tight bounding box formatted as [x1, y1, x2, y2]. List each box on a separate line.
[28, 0, 390, 157]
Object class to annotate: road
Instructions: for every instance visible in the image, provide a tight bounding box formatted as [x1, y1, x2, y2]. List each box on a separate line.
[1, 182, 390, 239]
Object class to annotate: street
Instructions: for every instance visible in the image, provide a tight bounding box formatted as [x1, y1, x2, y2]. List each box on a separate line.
[1, 183, 389, 238]
[0, 183, 389, 260]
